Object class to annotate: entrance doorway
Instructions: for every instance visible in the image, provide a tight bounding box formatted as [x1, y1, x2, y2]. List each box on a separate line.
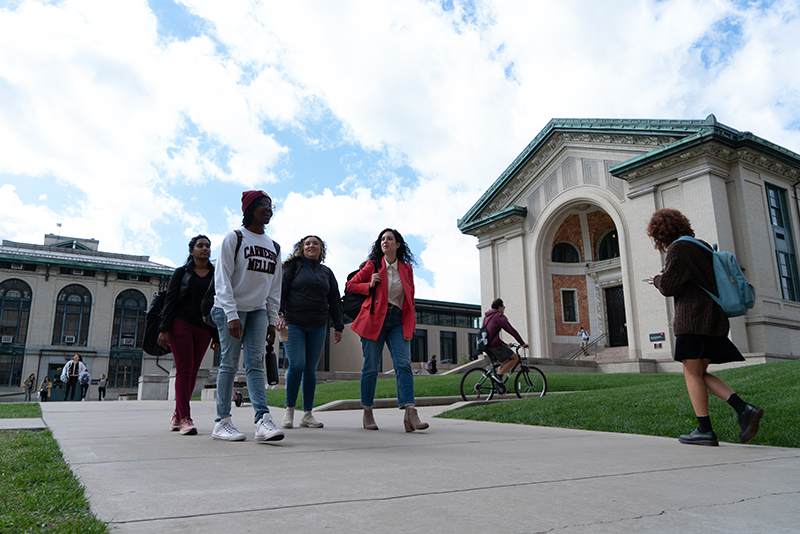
[47, 363, 66, 402]
[605, 286, 628, 347]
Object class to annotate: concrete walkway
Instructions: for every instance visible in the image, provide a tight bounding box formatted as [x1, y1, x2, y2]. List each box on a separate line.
[28, 400, 800, 533]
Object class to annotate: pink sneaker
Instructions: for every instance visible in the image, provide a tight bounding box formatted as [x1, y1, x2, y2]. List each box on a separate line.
[170, 413, 180, 432]
[179, 417, 198, 435]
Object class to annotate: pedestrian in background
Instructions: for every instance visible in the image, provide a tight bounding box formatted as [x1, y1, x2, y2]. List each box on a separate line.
[61, 354, 86, 401]
[39, 376, 51, 402]
[23, 373, 36, 402]
[98, 373, 107, 401]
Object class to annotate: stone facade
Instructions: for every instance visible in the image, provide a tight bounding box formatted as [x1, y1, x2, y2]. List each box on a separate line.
[459, 116, 800, 363]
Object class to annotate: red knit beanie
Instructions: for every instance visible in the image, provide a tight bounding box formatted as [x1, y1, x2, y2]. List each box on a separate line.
[241, 190, 271, 213]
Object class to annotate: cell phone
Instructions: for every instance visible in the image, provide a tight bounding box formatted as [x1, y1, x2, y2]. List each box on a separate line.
[642, 278, 653, 282]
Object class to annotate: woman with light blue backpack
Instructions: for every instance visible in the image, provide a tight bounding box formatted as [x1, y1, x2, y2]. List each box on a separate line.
[647, 208, 763, 447]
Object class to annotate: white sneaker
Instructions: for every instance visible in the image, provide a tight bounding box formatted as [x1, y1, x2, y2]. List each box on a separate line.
[300, 413, 324, 428]
[281, 408, 294, 429]
[211, 417, 246, 441]
[255, 415, 285, 442]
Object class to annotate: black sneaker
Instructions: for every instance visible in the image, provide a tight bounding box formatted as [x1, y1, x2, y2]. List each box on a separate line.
[491, 375, 507, 395]
[678, 427, 719, 446]
[738, 404, 764, 443]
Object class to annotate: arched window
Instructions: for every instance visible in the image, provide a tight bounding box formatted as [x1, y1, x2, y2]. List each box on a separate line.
[111, 290, 147, 348]
[598, 231, 620, 260]
[0, 279, 32, 387]
[0, 279, 32, 344]
[52, 284, 92, 346]
[552, 242, 581, 263]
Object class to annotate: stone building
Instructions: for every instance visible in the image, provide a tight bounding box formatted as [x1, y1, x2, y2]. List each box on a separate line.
[0, 234, 174, 400]
[459, 116, 800, 365]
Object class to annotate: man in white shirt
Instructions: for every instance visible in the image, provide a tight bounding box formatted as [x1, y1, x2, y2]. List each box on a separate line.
[210, 190, 284, 442]
[577, 326, 590, 356]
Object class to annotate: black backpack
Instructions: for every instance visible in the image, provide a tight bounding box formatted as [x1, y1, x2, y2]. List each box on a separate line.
[342, 260, 380, 320]
[143, 291, 171, 356]
[475, 314, 497, 353]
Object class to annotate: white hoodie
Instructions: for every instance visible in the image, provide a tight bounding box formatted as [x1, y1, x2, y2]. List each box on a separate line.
[213, 227, 282, 325]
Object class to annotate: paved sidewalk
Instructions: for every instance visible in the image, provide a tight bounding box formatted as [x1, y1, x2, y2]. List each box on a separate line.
[37, 400, 800, 533]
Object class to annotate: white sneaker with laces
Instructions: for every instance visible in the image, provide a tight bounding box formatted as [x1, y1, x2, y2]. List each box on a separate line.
[281, 407, 294, 429]
[211, 417, 246, 441]
[255, 415, 285, 442]
[300, 413, 324, 428]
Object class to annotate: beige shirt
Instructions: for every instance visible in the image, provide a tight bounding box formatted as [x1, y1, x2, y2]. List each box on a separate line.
[385, 259, 404, 309]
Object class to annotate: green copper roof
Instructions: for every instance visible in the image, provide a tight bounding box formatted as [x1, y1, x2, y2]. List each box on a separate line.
[457, 114, 800, 235]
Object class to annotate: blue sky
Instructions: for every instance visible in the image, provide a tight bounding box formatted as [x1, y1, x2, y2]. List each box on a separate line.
[1, 0, 800, 304]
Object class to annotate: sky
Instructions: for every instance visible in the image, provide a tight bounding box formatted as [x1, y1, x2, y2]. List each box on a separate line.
[1, 0, 799, 305]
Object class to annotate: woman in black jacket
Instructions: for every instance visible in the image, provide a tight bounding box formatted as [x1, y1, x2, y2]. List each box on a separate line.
[158, 235, 220, 435]
[277, 235, 344, 429]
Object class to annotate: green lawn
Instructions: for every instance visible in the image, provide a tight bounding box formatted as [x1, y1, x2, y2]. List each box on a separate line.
[0, 404, 108, 533]
[439, 360, 800, 448]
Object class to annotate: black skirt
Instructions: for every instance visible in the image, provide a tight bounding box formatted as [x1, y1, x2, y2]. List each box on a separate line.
[674, 334, 745, 364]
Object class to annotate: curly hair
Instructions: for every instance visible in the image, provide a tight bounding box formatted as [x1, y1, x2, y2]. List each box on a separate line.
[646, 208, 695, 253]
[366, 228, 416, 266]
[283, 235, 327, 266]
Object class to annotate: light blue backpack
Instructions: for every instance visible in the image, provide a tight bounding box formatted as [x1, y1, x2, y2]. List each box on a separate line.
[676, 236, 755, 317]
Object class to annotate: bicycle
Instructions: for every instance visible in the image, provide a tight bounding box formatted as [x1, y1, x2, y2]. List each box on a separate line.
[460, 343, 547, 401]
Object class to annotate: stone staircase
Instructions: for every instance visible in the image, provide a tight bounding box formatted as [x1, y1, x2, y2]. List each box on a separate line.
[581, 345, 630, 362]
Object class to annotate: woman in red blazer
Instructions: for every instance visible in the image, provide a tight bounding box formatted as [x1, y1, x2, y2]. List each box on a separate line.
[347, 228, 429, 432]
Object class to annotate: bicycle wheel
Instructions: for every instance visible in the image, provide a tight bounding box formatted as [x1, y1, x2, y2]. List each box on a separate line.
[515, 366, 547, 398]
[460, 367, 495, 401]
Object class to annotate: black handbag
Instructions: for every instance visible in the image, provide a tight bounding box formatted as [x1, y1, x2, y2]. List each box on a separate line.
[143, 291, 171, 356]
[341, 260, 380, 320]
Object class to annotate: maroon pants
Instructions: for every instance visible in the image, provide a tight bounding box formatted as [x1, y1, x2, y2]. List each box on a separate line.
[170, 318, 211, 420]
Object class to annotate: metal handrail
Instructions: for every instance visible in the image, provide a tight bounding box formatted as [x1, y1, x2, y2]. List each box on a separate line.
[566, 332, 608, 360]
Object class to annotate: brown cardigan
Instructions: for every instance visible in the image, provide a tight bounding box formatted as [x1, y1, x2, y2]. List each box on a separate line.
[653, 238, 729, 337]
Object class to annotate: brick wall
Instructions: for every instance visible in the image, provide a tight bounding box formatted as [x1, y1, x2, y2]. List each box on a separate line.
[552, 274, 590, 335]
[551, 214, 583, 261]
[587, 211, 615, 261]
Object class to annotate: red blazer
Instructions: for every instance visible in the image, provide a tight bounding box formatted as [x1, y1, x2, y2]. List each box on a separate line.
[347, 258, 416, 341]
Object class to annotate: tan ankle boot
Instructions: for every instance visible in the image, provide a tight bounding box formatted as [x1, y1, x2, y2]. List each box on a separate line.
[363, 408, 378, 430]
[403, 406, 429, 432]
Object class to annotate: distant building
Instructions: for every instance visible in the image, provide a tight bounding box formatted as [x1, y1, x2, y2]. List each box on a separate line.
[0, 234, 174, 400]
[459, 116, 800, 363]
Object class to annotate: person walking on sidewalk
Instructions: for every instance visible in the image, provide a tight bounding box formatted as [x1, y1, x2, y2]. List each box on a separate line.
[61, 354, 86, 402]
[23, 373, 36, 402]
[210, 190, 284, 443]
[98, 374, 107, 401]
[481, 299, 528, 394]
[159, 234, 221, 435]
[277, 235, 344, 430]
[647, 208, 764, 446]
[346, 228, 428, 432]
[79, 370, 90, 401]
[39, 376, 51, 402]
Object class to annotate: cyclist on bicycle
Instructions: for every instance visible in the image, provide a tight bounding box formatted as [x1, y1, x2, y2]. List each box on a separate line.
[482, 298, 528, 392]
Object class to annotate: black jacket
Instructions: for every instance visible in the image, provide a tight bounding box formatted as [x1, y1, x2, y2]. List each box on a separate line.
[280, 257, 344, 331]
[159, 260, 219, 341]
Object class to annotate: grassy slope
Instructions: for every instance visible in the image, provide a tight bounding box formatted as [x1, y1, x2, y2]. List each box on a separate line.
[438, 360, 800, 448]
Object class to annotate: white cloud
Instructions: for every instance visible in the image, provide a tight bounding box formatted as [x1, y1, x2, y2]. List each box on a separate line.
[1, 0, 799, 305]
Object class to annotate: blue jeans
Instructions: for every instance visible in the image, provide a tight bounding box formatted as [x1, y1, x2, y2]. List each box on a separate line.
[360, 307, 415, 408]
[284, 323, 327, 412]
[212, 306, 270, 423]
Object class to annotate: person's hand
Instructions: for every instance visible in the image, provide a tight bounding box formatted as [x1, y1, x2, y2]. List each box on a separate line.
[228, 319, 242, 340]
[334, 331, 342, 344]
[157, 332, 170, 349]
[267, 325, 276, 345]
[211, 342, 220, 351]
[404, 336, 412, 341]
[522, 342, 529, 349]
[276, 316, 286, 330]
[369, 273, 381, 288]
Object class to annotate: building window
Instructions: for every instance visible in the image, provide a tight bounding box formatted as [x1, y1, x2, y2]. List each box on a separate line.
[440, 331, 456, 366]
[0, 279, 31, 387]
[0, 279, 32, 345]
[766, 183, 800, 301]
[468, 332, 480, 360]
[598, 230, 620, 260]
[562, 289, 577, 323]
[552, 242, 581, 263]
[411, 330, 428, 363]
[111, 290, 147, 348]
[52, 284, 92, 346]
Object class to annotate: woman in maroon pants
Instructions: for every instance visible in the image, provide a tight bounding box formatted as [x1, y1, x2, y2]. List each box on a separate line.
[158, 235, 220, 435]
